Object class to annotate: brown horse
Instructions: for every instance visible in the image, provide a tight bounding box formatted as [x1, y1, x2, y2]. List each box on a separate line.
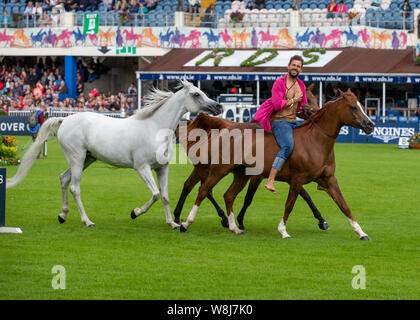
[179, 89, 375, 240]
[174, 84, 328, 231]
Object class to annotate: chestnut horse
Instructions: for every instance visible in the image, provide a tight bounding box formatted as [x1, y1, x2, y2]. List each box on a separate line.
[179, 89, 375, 240]
[174, 85, 329, 231]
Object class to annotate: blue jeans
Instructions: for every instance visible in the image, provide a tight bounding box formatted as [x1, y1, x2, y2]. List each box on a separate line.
[271, 120, 298, 170]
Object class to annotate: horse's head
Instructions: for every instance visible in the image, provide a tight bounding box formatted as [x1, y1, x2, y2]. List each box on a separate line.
[336, 89, 375, 134]
[179, 80, 223, 116]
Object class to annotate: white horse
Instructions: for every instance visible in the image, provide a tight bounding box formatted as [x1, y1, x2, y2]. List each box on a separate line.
[7, 80, 223, 228]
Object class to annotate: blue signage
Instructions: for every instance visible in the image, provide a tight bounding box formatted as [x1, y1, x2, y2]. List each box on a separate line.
[0, 116, 31, 136]
[336, 122, 419, 144]
[139, 73, 420, 84]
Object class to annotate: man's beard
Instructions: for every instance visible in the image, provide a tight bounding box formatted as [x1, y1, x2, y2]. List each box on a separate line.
[288, 70, 299, 78]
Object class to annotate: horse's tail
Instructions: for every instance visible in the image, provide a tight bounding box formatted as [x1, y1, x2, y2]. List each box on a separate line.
[6, 117, 64, 189]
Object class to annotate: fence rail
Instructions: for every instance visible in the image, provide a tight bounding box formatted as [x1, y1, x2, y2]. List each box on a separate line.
[1, 10, 414, 30]
[7, 108, 126, 118]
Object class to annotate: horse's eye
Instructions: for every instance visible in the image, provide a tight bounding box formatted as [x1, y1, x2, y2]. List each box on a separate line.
[192, 92, 200, 98]
[351, 106, 358, 111]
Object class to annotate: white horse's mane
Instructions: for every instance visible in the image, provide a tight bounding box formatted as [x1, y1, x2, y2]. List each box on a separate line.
[133, 80, 191, 120]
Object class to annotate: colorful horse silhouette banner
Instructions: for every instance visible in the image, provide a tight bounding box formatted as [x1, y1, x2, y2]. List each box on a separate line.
[0, 26, 409, 51]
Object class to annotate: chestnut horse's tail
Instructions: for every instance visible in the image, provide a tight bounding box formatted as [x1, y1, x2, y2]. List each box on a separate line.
[6, 117, 64, 189]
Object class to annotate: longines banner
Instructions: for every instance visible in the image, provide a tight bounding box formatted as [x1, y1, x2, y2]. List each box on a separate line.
[336, 122, 419, 144]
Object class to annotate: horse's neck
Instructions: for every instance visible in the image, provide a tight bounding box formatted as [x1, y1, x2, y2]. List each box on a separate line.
[150, 91, 187, 130]
[308, 106, 342, 149]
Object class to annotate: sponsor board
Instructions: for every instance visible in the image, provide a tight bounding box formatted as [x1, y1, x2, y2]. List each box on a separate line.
[140, 73, 420, 84]
[0, 117, 31, 136]
[336, 123, 419, 144]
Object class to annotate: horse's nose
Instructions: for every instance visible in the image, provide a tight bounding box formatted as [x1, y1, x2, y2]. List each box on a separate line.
[210, 103, 223, 115]
[363, 119, 375, 134]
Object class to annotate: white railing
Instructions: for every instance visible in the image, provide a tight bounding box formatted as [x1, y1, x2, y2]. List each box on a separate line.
[7, 108, 126, 118]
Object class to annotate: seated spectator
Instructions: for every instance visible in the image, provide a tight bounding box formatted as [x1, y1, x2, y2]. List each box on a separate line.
[51, 8, 60, 27]
[103, 0, 114, 11]
[138, 2, 148, 17]
[129, 0, 140, 13]
[85, 0, 99, 11]
[336, 0, 347, 17]
[244, 0, 255, 10]
[145, 0, 156, 11]
[200, 2, 214, 27]
[254, 0, 265, 10]
[188, 0, 201, 19]
[114, 0, 130, 11]
[33, 81, 44, 98]
[58, 81, 68, 101]
[24, 1, 36, 18]
[34, 1, 43, 17]
[42, 0, 55, 12]
[401, 0, 412, 18]
[78, 0, 91, 11]
[0, 10, 11, 28]
[370, 0, 381, 7]
[292, 0, 303, 10]
[327, 0, 337, 19]
[65, 0, 79, 11]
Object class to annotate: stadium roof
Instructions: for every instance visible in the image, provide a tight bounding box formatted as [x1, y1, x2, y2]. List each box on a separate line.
[138, 47, 420, 84]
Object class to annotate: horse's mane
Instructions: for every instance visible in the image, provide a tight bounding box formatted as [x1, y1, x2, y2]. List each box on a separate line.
[133, 87, 174, 120]
[298, 99, 337, 129]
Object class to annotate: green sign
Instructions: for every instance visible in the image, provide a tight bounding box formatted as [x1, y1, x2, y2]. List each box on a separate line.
[83, 13, 99, 35]
[116, 47, 137, 55]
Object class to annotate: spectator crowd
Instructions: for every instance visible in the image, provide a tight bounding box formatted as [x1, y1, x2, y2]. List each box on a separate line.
[0, 57, 137, 116]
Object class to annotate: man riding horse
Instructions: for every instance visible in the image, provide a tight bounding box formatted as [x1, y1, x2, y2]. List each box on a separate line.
[253, 55, 314, 193]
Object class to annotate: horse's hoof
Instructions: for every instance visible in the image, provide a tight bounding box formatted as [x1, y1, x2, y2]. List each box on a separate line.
[318, 221, 329, 230]
[58, 215, 66, 224]
[221, 218, 229, 228]
[87, 224, 95, 227]
[180, 224, 187, 232]
[130, 210, 137, 220]
[360, 236, 371, 241]
[237, 230, 245, 235]
[171, 223, 180, 230]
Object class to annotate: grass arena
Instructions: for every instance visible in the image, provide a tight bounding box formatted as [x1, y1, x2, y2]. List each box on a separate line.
[1, 135, 419, 300]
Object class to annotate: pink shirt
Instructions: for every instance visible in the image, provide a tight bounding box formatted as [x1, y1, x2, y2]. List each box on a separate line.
[253, 75, 307, 131]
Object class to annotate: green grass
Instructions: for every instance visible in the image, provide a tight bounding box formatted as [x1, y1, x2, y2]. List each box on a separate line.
[0, 136, 419, 299]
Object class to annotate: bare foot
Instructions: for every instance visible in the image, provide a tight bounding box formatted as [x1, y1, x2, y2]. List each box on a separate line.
[264, 183, 276, 194]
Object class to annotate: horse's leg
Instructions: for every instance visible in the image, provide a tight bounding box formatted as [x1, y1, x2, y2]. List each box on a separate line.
[173, 168, 201, 225]
[237, 175, 263, 231]
[299, 187, 329, 230]
[58, 156, 96, 224]
[223, 168, 250, 235]
[278, 182, 302, 238]
[131, 164, 160, 220]
[206, 190, 229, 228]
[67, 154, 96, 227]
[173, 167, 228, 228]
[155, 165, 180, 229]
[180, 166, 232, 232]
[324, 176, 370, 240]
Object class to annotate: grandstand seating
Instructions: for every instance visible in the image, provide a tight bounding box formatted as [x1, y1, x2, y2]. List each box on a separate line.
[0, 0, 415, 30]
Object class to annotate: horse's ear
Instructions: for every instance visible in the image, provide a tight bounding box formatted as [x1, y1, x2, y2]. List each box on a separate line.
[338, 89, 344, 95]
[180, 79, 192, 90]
[346, 88, 352, 93]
